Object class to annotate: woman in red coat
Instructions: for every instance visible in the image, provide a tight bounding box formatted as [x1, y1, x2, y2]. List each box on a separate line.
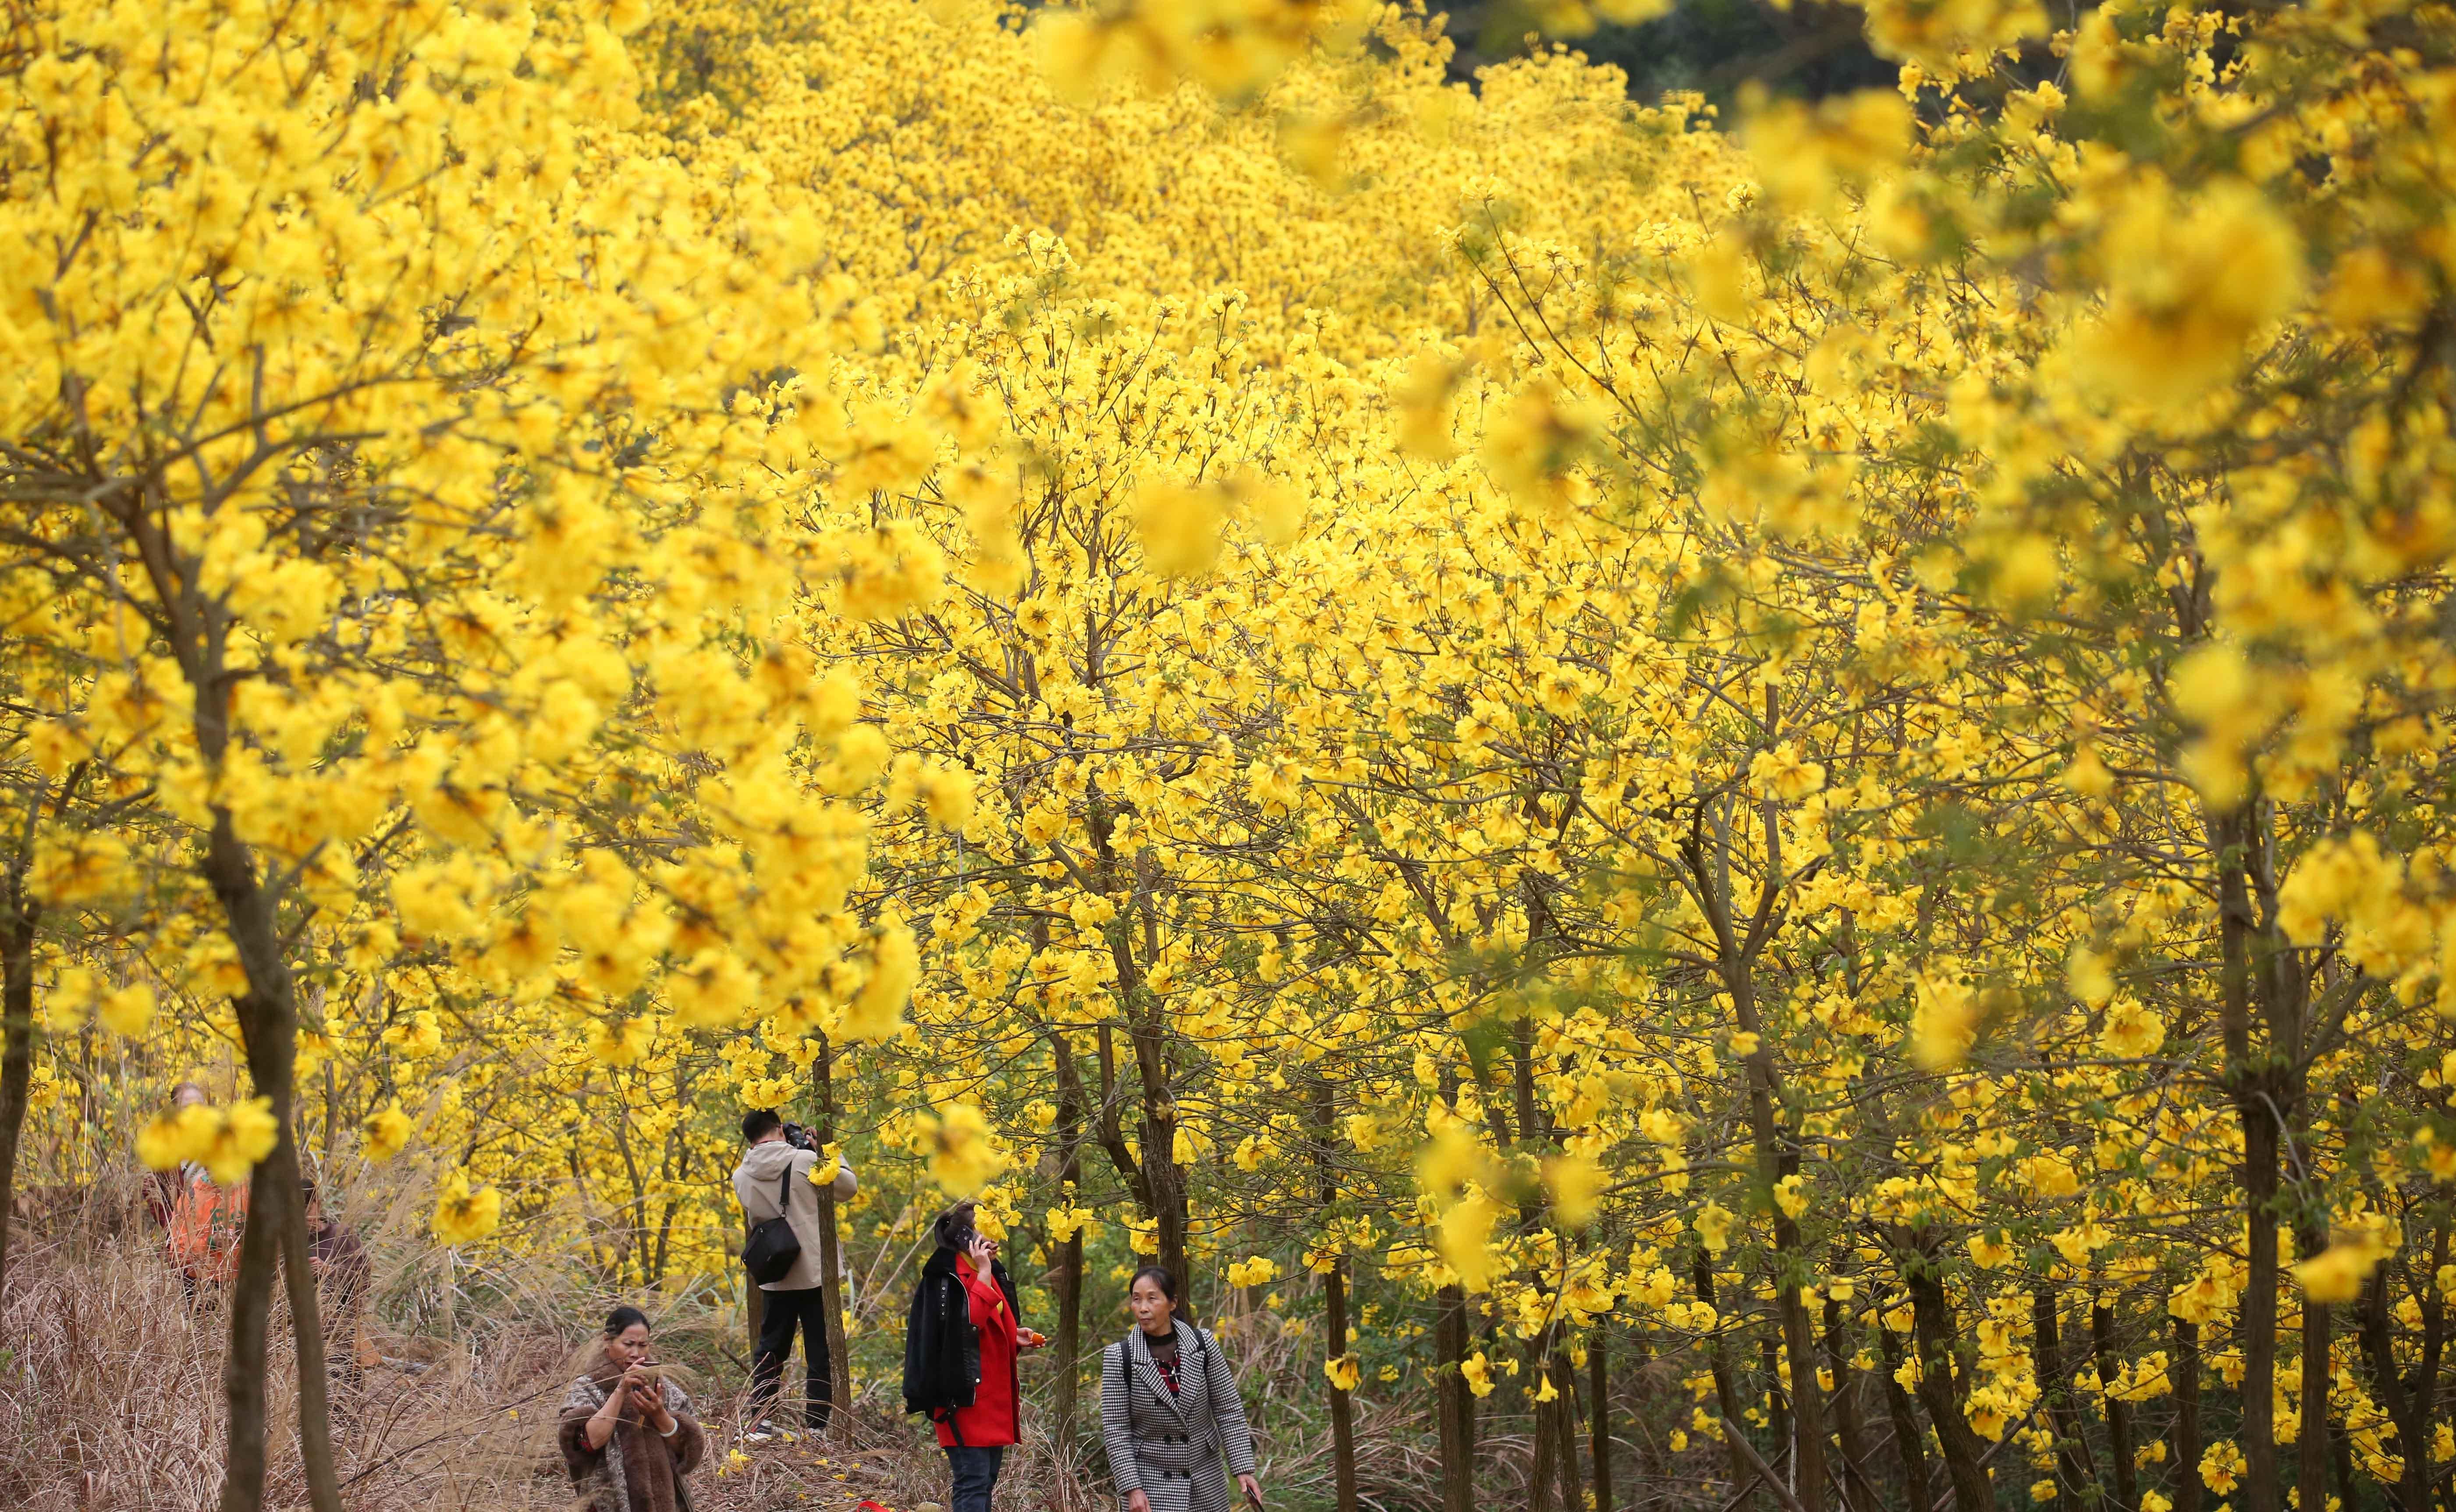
[906, 1203, 1043, 1512]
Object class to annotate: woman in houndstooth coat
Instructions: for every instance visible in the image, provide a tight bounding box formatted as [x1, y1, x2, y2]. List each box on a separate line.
[1100, 1265, 1264, 1512]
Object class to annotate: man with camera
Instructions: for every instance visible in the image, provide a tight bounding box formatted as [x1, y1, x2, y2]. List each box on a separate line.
[733, 1109, 858, 1440]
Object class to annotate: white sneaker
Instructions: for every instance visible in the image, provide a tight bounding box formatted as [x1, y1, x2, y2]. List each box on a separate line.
[745, 1422, 778, 1444]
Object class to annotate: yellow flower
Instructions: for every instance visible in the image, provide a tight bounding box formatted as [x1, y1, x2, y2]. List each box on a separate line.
[136, 1107, 206, 1173]
[1226, 1255, 1281, 1287]
[926, 1100, 1002, 1196]
[2073, 177, 2306, 417]
[1746, 745, 1826, 802]
[362, 1104, 414, 1162]
[433, 1171, 505, 1246]
[96, 983, 155, 1037]
[1459, 1352, 1495, 1398]
[1544, 1153, 1606, 1230]
[2295, 1238, 2385, 1304]
[1910, 969, 1978, 1070]
[1772, 1174, 1808, 1220]
[2199, 1440, 2245, 1494]
[2018, 1154, 2080, 1199]
[1694, 1201, 1736, 1255]
[1132, 479, 1224, 579]
[843, 918, 919, 1042]
[1435, 1193, 1501, 1291]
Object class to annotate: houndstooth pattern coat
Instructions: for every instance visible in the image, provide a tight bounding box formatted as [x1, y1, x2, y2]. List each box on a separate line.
[1100, 1322, 1258, 1512]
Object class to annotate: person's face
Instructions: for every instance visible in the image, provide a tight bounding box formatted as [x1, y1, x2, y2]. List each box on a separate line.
[1129, 1277, 1175, 1334]
[609, 1323, 652, 1366]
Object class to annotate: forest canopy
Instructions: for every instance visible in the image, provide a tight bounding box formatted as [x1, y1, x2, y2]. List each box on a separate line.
[2, 1, 2453, 1511]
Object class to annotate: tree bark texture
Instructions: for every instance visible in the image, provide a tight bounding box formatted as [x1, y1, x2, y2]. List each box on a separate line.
[1313, 1078, 1360, 1512]
[1875, 1316, 1933, 1511]
[1821, 1295, 1877, 1512]
[2032, 1288, 2098, 1498]
[205, 809, 340, 1512]
[2172, 1317, 2203, 1512]
[814, 1034, 851, 1424]
[1436, 1282, 1476, 1512]
[1906, 1264, 1992, 1512]
[2090, 1300, 2139, 1512]
[0, 885, 36, 1302]
[1590, 1324, 1612, 1512]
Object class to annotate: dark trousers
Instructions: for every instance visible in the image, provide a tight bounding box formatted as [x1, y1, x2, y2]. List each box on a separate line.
[945, 1445, 1004, 1512]
[750, 1285, 833, 1428]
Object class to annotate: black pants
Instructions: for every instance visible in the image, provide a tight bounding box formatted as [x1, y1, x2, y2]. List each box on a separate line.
[751, 1285, 833, 1428]
[945, 1445, 1004, 1512]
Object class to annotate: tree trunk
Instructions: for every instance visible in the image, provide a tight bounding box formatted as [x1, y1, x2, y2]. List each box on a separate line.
[2090, 1301, 2138, 1512]
[1699, 1255, 1759, 1510]
[0, 887, 36, 1301]
[1051, 1031, 1088, 1445]
[2032, 1288, 2098, 1498]
[220, 1152, 285, 1512]
[1549, 1335, 1586, 1512]
[1906, 1263, 1992, 1512]
[2239, 1097, 2283, 1512]
[1762, 1337, 1792, 1459]
[204, 808, 339, 1512]
[1529, 1331, 1559, 1512]
[1629, 1327, 1670, 1489]
[1822, 1296, 1877, 1510]
[1109, 898, 1192, 1316]
[814, 1034, 851, 1425]
[2330, 1414, 2356, 1512]
[1436, 1282, 1476, 1512]
[1316, 1074, 1359, 1512]
[1505, 1023, 1584, 1512]
[277, 1132, 343, 1509]
[2401, 1226, 2445, 1512]
[1876, 1314, 1933, 1510]
[2300, 1270, 2332, 1512]
[2215, 803, 2282, 1512]
[1687, 781, 1827, 1512]
[1591, 1324, 1613, 1512]
[1324, 1259, 1361, 1512]
[2172, 1317, 2203, 1512]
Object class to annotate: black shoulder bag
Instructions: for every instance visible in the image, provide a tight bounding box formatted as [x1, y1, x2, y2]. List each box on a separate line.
[742, 1166, 801, 1285]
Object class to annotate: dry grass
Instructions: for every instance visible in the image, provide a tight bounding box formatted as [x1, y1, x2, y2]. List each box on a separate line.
[0, 1177, 1119, 1512]
[2, 1172, 1552, 1512]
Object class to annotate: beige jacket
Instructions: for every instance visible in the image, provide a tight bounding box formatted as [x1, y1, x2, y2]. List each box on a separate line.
[731, 1139, 856, 1292]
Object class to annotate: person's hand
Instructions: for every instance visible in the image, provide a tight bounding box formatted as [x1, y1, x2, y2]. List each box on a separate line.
[1015, 1325, 1043, 1348]
[966, 1233, 996, 1274]
[1125, 1492, 1153, 1512]
[1237, 1473, 1264, 1508]
[619, 1366, 653, 1412]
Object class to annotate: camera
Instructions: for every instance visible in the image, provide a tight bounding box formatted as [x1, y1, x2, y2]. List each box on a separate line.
[781, 1122, 819, 1152]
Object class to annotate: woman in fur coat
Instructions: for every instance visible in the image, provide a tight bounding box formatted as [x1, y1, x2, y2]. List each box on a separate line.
[559, 1306, 706, 1512]
[1100, 1266, 1263, 1512]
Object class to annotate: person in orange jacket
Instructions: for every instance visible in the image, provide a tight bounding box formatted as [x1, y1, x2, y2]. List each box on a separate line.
[153, 1083, 247, 1299]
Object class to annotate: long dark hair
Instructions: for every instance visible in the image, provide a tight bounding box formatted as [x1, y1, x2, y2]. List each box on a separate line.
[1129, 1263, 1177, 1302]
